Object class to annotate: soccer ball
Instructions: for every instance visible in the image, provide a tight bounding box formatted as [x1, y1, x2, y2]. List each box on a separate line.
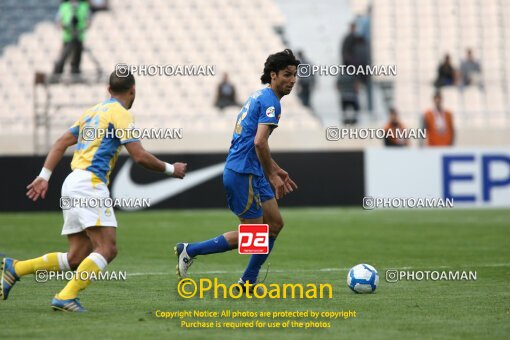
[347, 264, 379, 293]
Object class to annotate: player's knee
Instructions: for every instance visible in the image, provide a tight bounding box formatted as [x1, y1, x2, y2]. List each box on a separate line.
[105, 245, 118, 262]
[96, 244, 117, 263]
[223, 231, 238, 248]
[68, 253, 87, 270]
[269, 219, 284, 237]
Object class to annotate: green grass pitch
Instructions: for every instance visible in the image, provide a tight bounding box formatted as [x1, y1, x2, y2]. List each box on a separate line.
[1, 208, 509, 339]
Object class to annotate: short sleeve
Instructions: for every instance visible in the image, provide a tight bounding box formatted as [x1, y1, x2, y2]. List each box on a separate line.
[257, 99, 280, 127]
[113, 109, 139, 144]
[69, 120, 80, 137]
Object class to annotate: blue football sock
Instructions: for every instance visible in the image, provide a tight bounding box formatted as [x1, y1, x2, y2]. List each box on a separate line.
[241, 237, 276, 284]
[186, 235, 232, 257]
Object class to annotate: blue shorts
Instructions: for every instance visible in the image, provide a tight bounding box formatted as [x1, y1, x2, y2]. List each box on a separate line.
[223, 168, 275, 219]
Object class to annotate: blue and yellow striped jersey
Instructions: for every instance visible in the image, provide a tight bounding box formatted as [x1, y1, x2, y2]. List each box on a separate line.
[69, 98, 139, 185]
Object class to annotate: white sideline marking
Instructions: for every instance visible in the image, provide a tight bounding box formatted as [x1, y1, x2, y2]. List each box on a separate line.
[127, 263, 510, 277]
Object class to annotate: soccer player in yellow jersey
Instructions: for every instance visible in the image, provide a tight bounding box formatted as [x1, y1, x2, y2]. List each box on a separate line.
[0, 71, 187, 312]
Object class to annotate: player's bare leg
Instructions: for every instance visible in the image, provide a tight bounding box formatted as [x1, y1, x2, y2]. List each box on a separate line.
[67, 231, 94, 270]
[175, 201, 283, 282]
[192, 198, 282, 250]
[262, 198, 284, 238]
[174, 216, 261, 279]
[175, 214, 265, 279]
[0, 233, 93, 301]
[52, 227, 116, 312]
[239, 198, 283, 285]
[83, 227, 118, 263]
[222, 216, 264, 247]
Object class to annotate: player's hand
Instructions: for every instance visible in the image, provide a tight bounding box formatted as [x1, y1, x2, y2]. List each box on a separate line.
[276, 168, 298, 194]
[26, 177, 49, 201]
[276, 168, 289, 181]
[172, 162, 187, 179]
[283, 176, 298, 194]
[269, 174, 286, 199]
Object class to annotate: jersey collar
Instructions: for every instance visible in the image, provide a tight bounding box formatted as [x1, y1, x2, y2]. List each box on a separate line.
[104, 97, 126, 108]
[266, 87, 280, 101]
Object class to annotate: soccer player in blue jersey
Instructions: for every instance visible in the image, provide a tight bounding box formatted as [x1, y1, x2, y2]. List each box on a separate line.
[0, 71, 187, 312]
[176, 49, 300, 289]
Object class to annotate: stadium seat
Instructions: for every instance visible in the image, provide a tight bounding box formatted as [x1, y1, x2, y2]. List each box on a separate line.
[0, 0, 320, 139]
[371, 0, 510, 125]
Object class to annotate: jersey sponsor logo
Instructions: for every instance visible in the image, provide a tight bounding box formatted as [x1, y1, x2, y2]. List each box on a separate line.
[266, 106, 275, 118]
[238, 224, 269, 254]
[111, 160, 225, 210]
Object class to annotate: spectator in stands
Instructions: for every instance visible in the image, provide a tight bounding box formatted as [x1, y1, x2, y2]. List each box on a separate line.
[342, 20, 372, 110]
[214, 73, 239, 110]
[352, 33, 372, 110]
[355, 5, 372, 44]
[341, 23, 358, 66]
[53, 0, 91, 75]
[460, 48, 482, 87]
[352, 35, 369, 68]
[336, 74, 359, 125]
[296, 50, 315, 108]
[384, 108, 408, 147]
[89, 0, 109, 14]
[422, 92, 455, 146]
[434, 54, 457, 88]
[356, 6, 371, 50]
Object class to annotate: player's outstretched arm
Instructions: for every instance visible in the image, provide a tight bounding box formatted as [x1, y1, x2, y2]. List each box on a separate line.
[26, 130, 78, 201]
[124, 141, 187, 179]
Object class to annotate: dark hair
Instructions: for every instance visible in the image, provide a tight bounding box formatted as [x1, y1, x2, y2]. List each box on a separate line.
[260, 49, 300, 84]
[109, 70, 135, 93]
